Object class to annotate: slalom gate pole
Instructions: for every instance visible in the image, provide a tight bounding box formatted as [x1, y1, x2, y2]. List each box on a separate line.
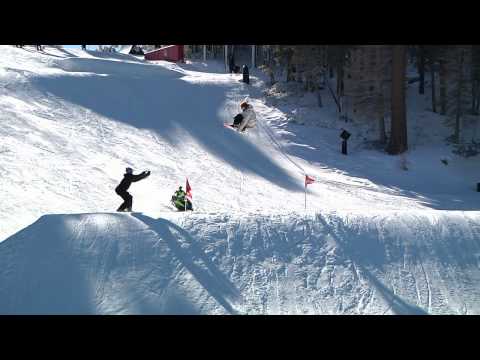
[304, 184, 307, 210]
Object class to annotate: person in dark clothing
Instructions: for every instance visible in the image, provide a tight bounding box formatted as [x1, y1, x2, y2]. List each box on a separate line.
[81, 45, 87, 50]
[229, 54, 235, 74]
[115, 167, 151, 212]
[242, 64, 250, 84]
[36, 45, 42, 51]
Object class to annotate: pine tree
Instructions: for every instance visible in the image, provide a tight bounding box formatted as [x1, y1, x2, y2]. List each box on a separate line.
[471, 45, 480, 115]
[290, 46, 326, 91]
[343, 45, 391, 143]
[439, 47, 449, 115]
[325, 46, 349, 97]
[444, 46, 472, 144]
[417, 45, 426, 95]
[423, 46, 440, 113]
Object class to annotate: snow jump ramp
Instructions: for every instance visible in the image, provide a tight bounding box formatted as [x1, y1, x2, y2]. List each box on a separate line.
[1, 211, 479, 315]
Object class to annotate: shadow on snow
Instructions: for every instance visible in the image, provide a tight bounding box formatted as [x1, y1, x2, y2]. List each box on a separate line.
[29, 56, 302, 192]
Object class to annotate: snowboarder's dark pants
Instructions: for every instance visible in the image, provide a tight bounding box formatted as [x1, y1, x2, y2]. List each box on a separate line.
[116, 189, 132, 211]
[342, 139, 347, 155]
[232, 113, 244, 127]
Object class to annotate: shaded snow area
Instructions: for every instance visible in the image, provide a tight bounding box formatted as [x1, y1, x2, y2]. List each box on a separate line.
[1, 46, 480, 314]
[1, 212, 479, 314]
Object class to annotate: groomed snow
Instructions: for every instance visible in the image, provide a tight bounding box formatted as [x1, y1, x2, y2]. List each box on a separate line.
[1, 211, 479, 314]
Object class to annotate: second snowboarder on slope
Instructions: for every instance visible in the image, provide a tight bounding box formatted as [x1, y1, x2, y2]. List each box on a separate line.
[236, 101, 257, 132]
[171, 186, 193, 211]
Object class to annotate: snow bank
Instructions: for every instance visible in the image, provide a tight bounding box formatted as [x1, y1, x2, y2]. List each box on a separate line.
[1, 212, 479, 314]
[52, 56, 166, 76]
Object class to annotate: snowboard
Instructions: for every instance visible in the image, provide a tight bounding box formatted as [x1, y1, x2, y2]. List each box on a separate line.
[170, 200, 193, 212]
[224, 123, 247, 133]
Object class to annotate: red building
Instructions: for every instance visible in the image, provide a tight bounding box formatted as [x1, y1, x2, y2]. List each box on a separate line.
[144, 45, 184, 63]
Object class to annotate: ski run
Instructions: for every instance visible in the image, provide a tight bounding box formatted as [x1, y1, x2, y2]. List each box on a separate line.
[1, 46, 479, 314]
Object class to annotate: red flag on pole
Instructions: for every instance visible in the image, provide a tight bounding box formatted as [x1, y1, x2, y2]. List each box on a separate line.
[186, 178, 192, 201]
[305, 175, 315, 187]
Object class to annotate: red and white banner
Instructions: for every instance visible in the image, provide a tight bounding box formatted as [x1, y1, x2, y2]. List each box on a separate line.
[305, 175, 315, 187]
[186, 178, 192, 201]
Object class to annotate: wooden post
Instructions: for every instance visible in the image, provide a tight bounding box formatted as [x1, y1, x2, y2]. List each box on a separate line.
[203, 45, 207, 62]
[252, 45, 256, 68]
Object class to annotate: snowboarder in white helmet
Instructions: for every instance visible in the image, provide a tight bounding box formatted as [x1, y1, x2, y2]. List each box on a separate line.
[115, 167, 150, 212]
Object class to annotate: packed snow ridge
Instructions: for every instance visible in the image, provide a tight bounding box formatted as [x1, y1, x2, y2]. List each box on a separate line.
[1, 211, 479, 314]
[1, 46, 480, 314]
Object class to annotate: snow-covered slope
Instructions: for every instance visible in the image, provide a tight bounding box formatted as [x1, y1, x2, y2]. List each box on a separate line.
[1, 45, 480, 314]
[0, 212, 241, 315]
[1, 211, 479, 314]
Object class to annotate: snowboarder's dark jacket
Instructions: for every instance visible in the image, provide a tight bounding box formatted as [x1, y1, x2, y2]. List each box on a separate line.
[116, 171, 150, 193]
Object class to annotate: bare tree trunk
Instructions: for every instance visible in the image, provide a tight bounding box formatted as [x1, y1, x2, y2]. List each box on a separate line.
[336, 68, 341, 96]
[323, 46, 327, 69]
[336, 65, 345, 97]
[476, 81, 480, 113]
[286, 65, 294, 82]
[285, 53, 293, 82]
[454, 103, 461, 143]
[471, 78, 480, 115]
[269, 68, 275, 86]
[418, 46, 425, 94]
[440, 59, 447, 115]
[472, 80, 477, 115]
[454, 49, 465, 143]
[317, 87, 323, 108]
[379, 116, 387, 144]
[431, 62, 437, 112]
[377, 81, 387, 144]
[387, 45, 408, 155]
[340, 69, 345, 96]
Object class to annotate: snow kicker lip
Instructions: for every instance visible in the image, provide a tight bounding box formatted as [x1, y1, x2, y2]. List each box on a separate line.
[1, 211, 480, 315]
[0, 213, 243, 315]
